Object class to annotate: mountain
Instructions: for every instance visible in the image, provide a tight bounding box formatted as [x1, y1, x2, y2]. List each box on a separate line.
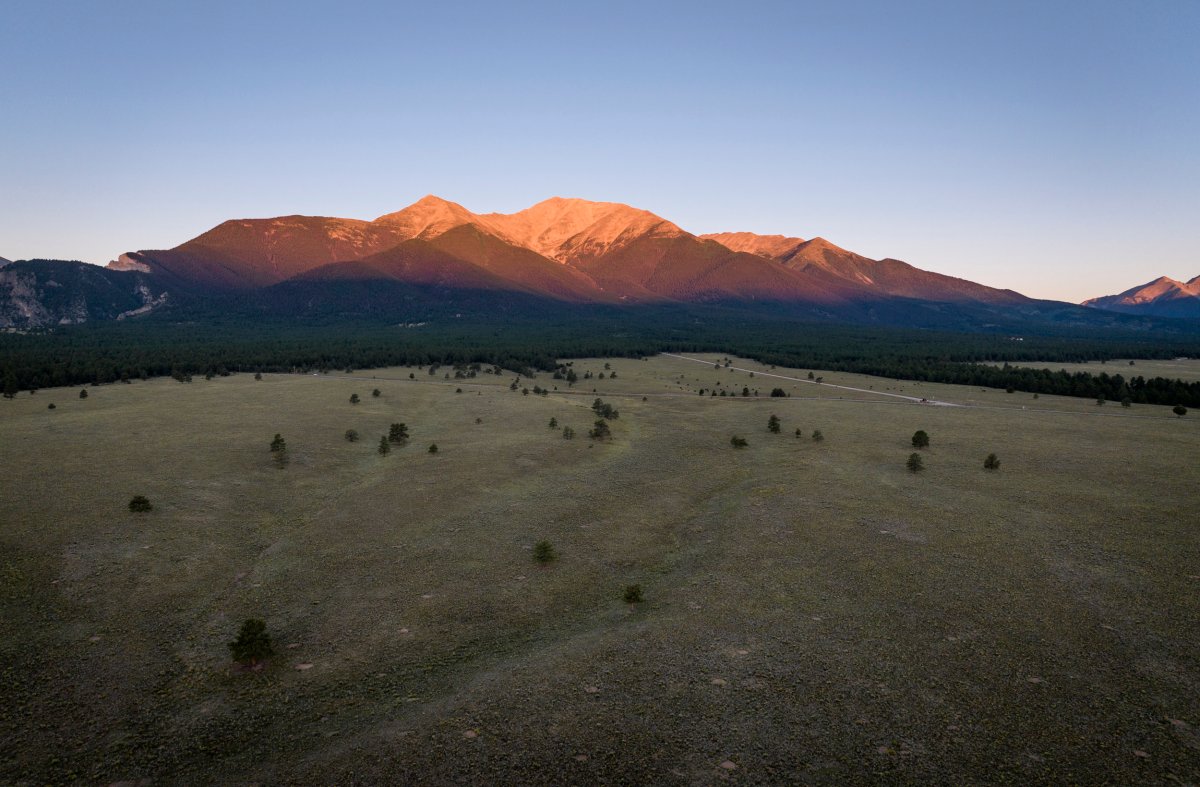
[1083, 276, 1200, 318]
[0, 259, 168, 329]
[0, 256, 11, 268]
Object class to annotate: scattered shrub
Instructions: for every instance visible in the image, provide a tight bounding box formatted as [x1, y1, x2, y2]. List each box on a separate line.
[378, 436, 390, 455]
[128, 495, 153, 513]
[1174, 405, 1188, 417]
[623, 584, 644, 604]
[730, 435, 748, 448]
[907, 452, 924, 473]
[984, 453, 1001, 470]
[548, 417, 558, 428]
[912, 430, 929, 449]
[79, 389, 88, 399]
[767, 414, 781, 433]
[811, 430, 824, 442]
[562, 426, 576, 439]
[344, 429, 359, 442]
[372, 388, 381, 397]
[349, 393, 360, 404]
[428, 443, 438, 454]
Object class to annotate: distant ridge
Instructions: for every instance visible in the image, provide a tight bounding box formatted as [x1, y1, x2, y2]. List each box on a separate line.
[1083, 275, 1200, 318]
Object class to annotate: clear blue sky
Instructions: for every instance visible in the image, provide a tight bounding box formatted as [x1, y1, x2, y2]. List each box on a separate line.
[2, 0, 1196, 301]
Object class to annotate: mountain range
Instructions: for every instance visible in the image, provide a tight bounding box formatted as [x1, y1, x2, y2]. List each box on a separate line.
[117, 195, 1031, 308]
[0, 196, 1193, 331]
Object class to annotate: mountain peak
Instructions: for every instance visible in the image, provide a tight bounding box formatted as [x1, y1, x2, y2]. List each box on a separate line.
[373, 195, 479, 239]
[483, 197, 684, 262]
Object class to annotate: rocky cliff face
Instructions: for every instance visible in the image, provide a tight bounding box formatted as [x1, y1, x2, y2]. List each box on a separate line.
[0, 260, 168, 329]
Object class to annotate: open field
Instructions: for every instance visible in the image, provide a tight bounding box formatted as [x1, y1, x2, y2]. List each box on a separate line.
[988, 357, 1200, 384]
[2, 353, 1199, 784]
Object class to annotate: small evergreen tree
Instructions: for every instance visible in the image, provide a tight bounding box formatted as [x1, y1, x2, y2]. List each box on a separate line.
[79, 388, 88, 399]
[270, 433, 286, 453]
[771, 388, 787, 397]
[1174, 405, 1188, 418]
[428, 443, 438, 454]
[1120, 397, 1132, 408]
[811, 430, 824, 442]
[912, 430, 929, 449]
[229, 619, 273, 666]
[47, 403, 56, 410]
[533, 540, 556, 564]
[548, 417, 558, 428]
[589, 419, 611, 440]
[907, 453, 924, 473]
[388, 423, 409, 443]
[349, 393, 360, 404]
[562, 426, 576, 439]
[344, 429, 359, 442]
[128, 495, 153, 512]
[372, 388, 381, 398]
[730, 435, 748, 448]
[767, 414, 781, 433]
[378, 435, 390, 455]
[623, 584, 644, 604]
[984, 453, 1001, 470]
[254, 372, 263, 381]
[795, 428, 802, 438]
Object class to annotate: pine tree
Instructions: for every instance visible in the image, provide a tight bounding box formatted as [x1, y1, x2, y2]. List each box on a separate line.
[228, 619, 273, 666]
[378, 435, 390, 455]
[533, 540, 556, 564]
[907, 453, 924, 473]
[983, 453, 1000, 470]
[912, 430, 930, 449]
[768, 414, 781, 433]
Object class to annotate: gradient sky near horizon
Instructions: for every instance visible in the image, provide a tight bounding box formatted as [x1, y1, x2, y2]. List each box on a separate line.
[2, 1, 1197, 302]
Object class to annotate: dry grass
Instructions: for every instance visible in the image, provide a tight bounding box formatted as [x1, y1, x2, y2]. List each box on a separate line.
[1, 354, 1198, 784]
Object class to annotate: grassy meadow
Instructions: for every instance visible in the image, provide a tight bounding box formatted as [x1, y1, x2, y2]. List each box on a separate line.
[1, 353, 1198, 784]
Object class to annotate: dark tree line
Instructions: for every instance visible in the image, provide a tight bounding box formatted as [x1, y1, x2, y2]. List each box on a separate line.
[3, 313, 1200, 406]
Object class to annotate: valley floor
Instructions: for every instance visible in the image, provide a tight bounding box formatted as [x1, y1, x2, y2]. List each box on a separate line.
[1, 354, 1198, 784]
